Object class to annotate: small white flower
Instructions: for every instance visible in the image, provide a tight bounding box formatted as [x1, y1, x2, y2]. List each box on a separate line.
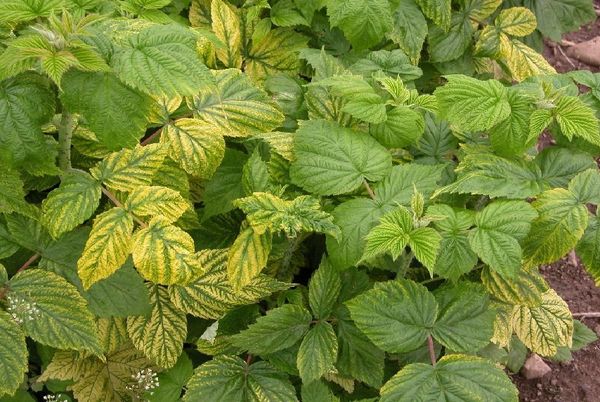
[128, 368, 160, 399]
[6, 294, 40, 324]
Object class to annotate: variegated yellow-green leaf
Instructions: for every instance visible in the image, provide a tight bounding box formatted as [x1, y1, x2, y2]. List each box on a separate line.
[169, 249, 290, 319]
[78, 207, 135, 289]
[491, 302, 514, 347]
[0, 310, 28, 397]
[125, 185, 189, 223]
[128, 285, 187, 369]
[495, 7, 537, 37]
[253, 131, 294, 161]
[41, 171, 102, 239]
[512, 289, 573, 356]
[481, 267, 548, 307]
[38, 350, 95, 383]
[188, 69, 285, 138]
[91, 144, 168, 192]
[97, 317, 129, 354]
[234, 192, 341, 238]
[415, 0, 451, 30]
[499, 35, 556, 81]
[161, 118, 226, 178]
[8, 269, 102, 355]
[211, 0, 242, 68]
[227, 226, 272, 291]
[132, 216, 200, 285]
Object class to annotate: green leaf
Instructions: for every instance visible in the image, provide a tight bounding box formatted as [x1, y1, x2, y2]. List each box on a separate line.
[111, 24, 212, 97]
[576, 215, 600, 286]
[77, 207, 134, 289]
[495, 7, 537, 36]
[301, 381, 338, 402]
[526, 0, 595, 41]
[415, 0, 451, 30]
[571, 320, 598, 351]
[91, 144, 168, 192]
[161, 118, 226, 178]
[0, 0, 64, 23]
[227, 226, 272, 291]
[41, 171, 101, 239]
[146, 353, 193, 402]
[231, 304, 312, 355]
[469, 200, 537, 277]
[350, 50, 423, 81]
[132, 216, 199, 285]
[0, 72, 57, 174]
[435, 75, 510, 132]
[0, 169, 37, 218]
[297, 321, 338, 383]
[380, 354, 518, 402]
[242, 150, 270, 194]
[128, 285, 187, 369]
[188, 69, 285, 138]
[554, 95, 600, 145]
[169, 249, 290, 319]
[523, 188, 588, 266]
[234, 192, 340, 238]
[327, 0, 393, 50]
[290, 120, 391, 195]
[309, 259, 341, 319]
[125, 185, 189, 224]
[346, 279, 437, 353]
[374, 163, 444, 205]
[369, 106, 425, 148]
[431, 283, 495, 352]
[489, 89, 533, 156]
[481, 266, 548, 307]
[428, 13, 473, 63]
[387, 0, 428, 63]
[60, 71, 153, 150]
[537, 147, 596, 188]
[568, 169, 600, 204]
[271, 0, 309, 27]
[0, 311, 27, 397]
[202, 149, 248, 220]
[512, 289, 573, 356]
[183, 356, 298, 402]
[211, 0, 242, 68]
[8, 269, 101, 354]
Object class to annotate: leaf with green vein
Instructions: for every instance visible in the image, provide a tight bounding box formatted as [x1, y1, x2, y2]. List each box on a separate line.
[211, 0, 242, 68]
[202, 149, 248, 220]
[91, 144, 168, 192]
[227, 226, 272, 290]
[489, 89, 533, 156]
[245, 28, 307, 82]
[60, 71, 153, 149]
[0, 0, 64, 23]
[428, 205, 477, 281]
[77, 207, 134, 289]
[290, 119, 391, 195]
[41, 171, 101, 239]
[554, 95, 600, 145]
[146, 353, 193, 402]
[188, 69, 285, 138]
[0, 169, 37, 218]
[435, 75, 510, 132]
[415, 0, 451, 30]
[327, 0, 393, 50]
[369, 106, 425, 148]
[512, 289, 573, 356]
[568, 169, 600, 204]
[537, 147, 596, 188]
[234, 192, 340, 238]
[576, 215, 600, 285]
[125, 185, 189, 223]
[0, 72, 57, 175]
[464, 0, 502, 20]
[523, 188, 588, 266]
[97, 317, 128, 354]
[481, 266, 548, 307]
[431, 283, 495, 352]
[346, 279, 437, 353]
[128, 285, 187, 369]
[309, 258, 341, 319]
[8, 269, 101, 355]
[0, 311, 27, 397]
[161, 118, 226, 178]
[387, 0, 427, 63]
[169, 249, 290, 319]
[496, 7, 537, 36]
[231, 304, 312, 355]
[297, 321, 338, 383]
[111, 24, 212, 97]
[132, 216, 200, 285]
[499, 35, 556, 81]
[428, 13, 473, 63]
[183, 355, 298, 402]
[380, 354, 518, 402]
[469, 200, 537, 277]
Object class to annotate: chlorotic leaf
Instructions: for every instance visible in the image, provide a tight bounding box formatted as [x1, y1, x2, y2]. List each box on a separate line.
[495, 7, 537, 37]
[415, 0, 451, 30]
[125, 185, 189, 223]
[499, 35, 556, 82]
[227, 226, 272, 291]
[0, 310, 28, 397]
[211, 0, 242, 68]
[481, 266, 548, 307]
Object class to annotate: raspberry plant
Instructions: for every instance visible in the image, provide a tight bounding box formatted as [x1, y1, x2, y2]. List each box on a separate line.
[0, 0, 599, 401]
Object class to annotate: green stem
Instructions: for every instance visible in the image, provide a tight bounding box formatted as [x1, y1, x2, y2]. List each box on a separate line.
[58, 111, 75, 171]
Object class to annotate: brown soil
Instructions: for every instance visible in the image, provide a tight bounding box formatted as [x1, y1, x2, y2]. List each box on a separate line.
[514, 5, 600, 400]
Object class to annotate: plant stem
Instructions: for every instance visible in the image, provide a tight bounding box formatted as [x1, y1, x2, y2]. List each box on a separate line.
[0, 253, 40, 299]
[573, 312, 600, 318]
[419, 276, 445, 286]
[101, 187, 147, 227]
[58, 111, 76, 171]
[427, 335, 437, 366]
[140, 126, 164, 146]
[363, 180, 376, 200]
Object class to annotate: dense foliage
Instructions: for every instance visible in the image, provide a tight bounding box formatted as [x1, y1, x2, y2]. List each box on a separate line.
[1, 0, 600, 401]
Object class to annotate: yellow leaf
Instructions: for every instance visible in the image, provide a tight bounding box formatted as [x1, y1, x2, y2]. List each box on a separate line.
[227, 226, 272, 290]
[495, 7, 537, 37]
[125, 185, 189, 223]
[499, 35, 555, 81]
[211, 0, 242, 68]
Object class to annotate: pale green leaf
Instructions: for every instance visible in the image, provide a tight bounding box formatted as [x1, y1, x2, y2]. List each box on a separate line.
[327, 0, 393, 50]
[369, 106, 425, 148]
[146, 353, 193, 402]
[297, 321, 338, 383]
[526, 0, 595, 41]
[0, 0, 64, 23]
[554, 95, 600, 145]
[568, 169, 600, 205]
